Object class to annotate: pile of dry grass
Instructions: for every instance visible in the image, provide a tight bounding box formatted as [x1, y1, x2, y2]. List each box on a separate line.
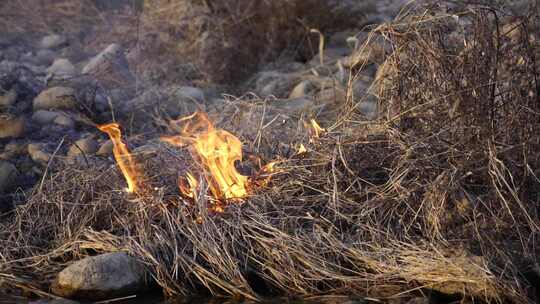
[1, 2, 540, 303]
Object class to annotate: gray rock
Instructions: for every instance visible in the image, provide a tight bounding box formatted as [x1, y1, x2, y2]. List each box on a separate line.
[35, 49, 57, 66]
[0, 88, 17, 107]
[53, 115, 75, 128]
[46, 58, 77, 79]
[255, 71, 298, 98]
[67, 137, 99, 157]
[0, 161, 18, 193]
[28, 143, 51, 164]
[97, 140, 114, 156]
[0, 115, 25, 138]
[51, 252, 148, 300]
[289, 80, 317, 99]
[0, 142, 26, 160]
[40, 34, 67, 49]
[33, 87, 76, 111]
[32, 110, 61, 125]
[82, 44, 135, 86]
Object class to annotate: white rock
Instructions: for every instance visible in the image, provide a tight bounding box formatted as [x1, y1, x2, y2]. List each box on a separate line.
[53, 115, 75, 128]
[33, 87, 76, 111]
[46, 58, 77, 78]
[51, 252, 147, 300]
[40, 34, 67, 49]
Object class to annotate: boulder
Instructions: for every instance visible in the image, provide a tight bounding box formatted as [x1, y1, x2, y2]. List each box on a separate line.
[33, 87, 76, 111]
[51, 252, 148, 300]
[0, 115, 25, 138]
[0, 161, 18, 193]
[40, 34, 67, 50]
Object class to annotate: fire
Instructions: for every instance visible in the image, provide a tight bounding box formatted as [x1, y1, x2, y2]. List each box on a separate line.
[309, 119, 325, 138]
[97, 123, 140, 193]
[162, 112, 249, 201]
[297, 143, 307, 154]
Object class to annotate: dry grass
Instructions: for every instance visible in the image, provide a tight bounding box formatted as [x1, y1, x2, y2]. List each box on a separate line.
[1, 2, 540, 304]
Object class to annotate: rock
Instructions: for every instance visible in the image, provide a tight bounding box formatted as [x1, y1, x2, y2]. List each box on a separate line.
[288, 80, 316, 99]
[46, 58, 77, 78]
[51, 252, 148, 300]
[32, 110, 61, 125]
[33, 87, 76, 111]
[0, 142, 26, 160]
[271, 97, 316, 113]
[97, 140, 114, 156]
[169, 86, 205, 115]
[35, 49, 57, 66]
[82, 44, 135, 86]
[255, 71, 298, 98]
[67, 137, 99, 157]
[40, 34, 67, 49]
[0, 88, 17, 107]
[53, 115, 75, 128]
[0, 115, 25, 138]
[28, 143, 51, 164]
[0, 161, 18, 193]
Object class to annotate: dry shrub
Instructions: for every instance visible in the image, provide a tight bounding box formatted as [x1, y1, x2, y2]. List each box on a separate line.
[1, 2, 540, 304]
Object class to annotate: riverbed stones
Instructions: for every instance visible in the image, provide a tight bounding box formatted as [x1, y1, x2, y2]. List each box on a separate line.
[0, 161, 18, 193]
[97, 140, 113, 156]
[33, 86, 76, 111]
[27, 143, 51, 164]
[51, 252, 148, 300]
[289, 80, 316, 99]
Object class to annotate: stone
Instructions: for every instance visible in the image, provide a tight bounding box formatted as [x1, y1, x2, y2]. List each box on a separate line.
[67, 137, 99, 157]
[0, 142, 26, 160]
[53, 115, 75, 128]
[288, 80, 316, 99]
[0, 161, 18, 193]
[35, 49, 57, 66]
[40, 34, 67, 50]
[82, 44, 135, 86]
[169, 86, 205, 115]
[255, 71, 298, 98]
[32, 110, 61, 125]
[97, 140, 114, 156]
[51, 252, 148, 300]
[46, 58, 77, 78]
[0, 88, 17, 107]
[0, 115, 25, 138]
[33, 87, 76, 111]
[28, 143, 51, 164]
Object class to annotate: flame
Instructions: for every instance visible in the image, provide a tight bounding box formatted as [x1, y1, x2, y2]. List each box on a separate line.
[297, 143, 307, 155]
[97, 123, 140, 193]
[179, 172, 198, 199]
[310, 119, 325, 138]
[162, 112, 249, 201]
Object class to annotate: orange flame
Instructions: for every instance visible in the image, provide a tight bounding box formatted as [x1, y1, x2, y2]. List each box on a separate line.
[297, 143, 307, 155]
[179, 172, 198, 199]
[310, 119, 325, 138]
[97, 123, 140, 193]
[162, 112, 249, 201]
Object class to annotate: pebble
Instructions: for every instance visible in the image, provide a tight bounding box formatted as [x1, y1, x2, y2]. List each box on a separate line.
[32, 110, 61, 125]
[27, 143, 51, 164]
[0, 115, 25, 138]
[0, 160, 18, 193]
[97, 140, 114, 156]
[40, 34, 67, 50]
[67, 137, 99, 157]
[53, 115, 75, 128]
[46, 58, 77, 78]
[289, 80, 316, 99]
[0, 89, 17, 107]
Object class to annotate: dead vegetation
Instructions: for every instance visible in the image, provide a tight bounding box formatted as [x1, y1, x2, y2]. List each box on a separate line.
[1, 2, 540, 304]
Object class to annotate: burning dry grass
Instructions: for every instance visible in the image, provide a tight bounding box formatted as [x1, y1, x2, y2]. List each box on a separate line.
[1, 3, 540, 303]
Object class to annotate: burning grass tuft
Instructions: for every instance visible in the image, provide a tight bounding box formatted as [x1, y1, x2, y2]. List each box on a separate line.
[1, 2, 540, 303]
